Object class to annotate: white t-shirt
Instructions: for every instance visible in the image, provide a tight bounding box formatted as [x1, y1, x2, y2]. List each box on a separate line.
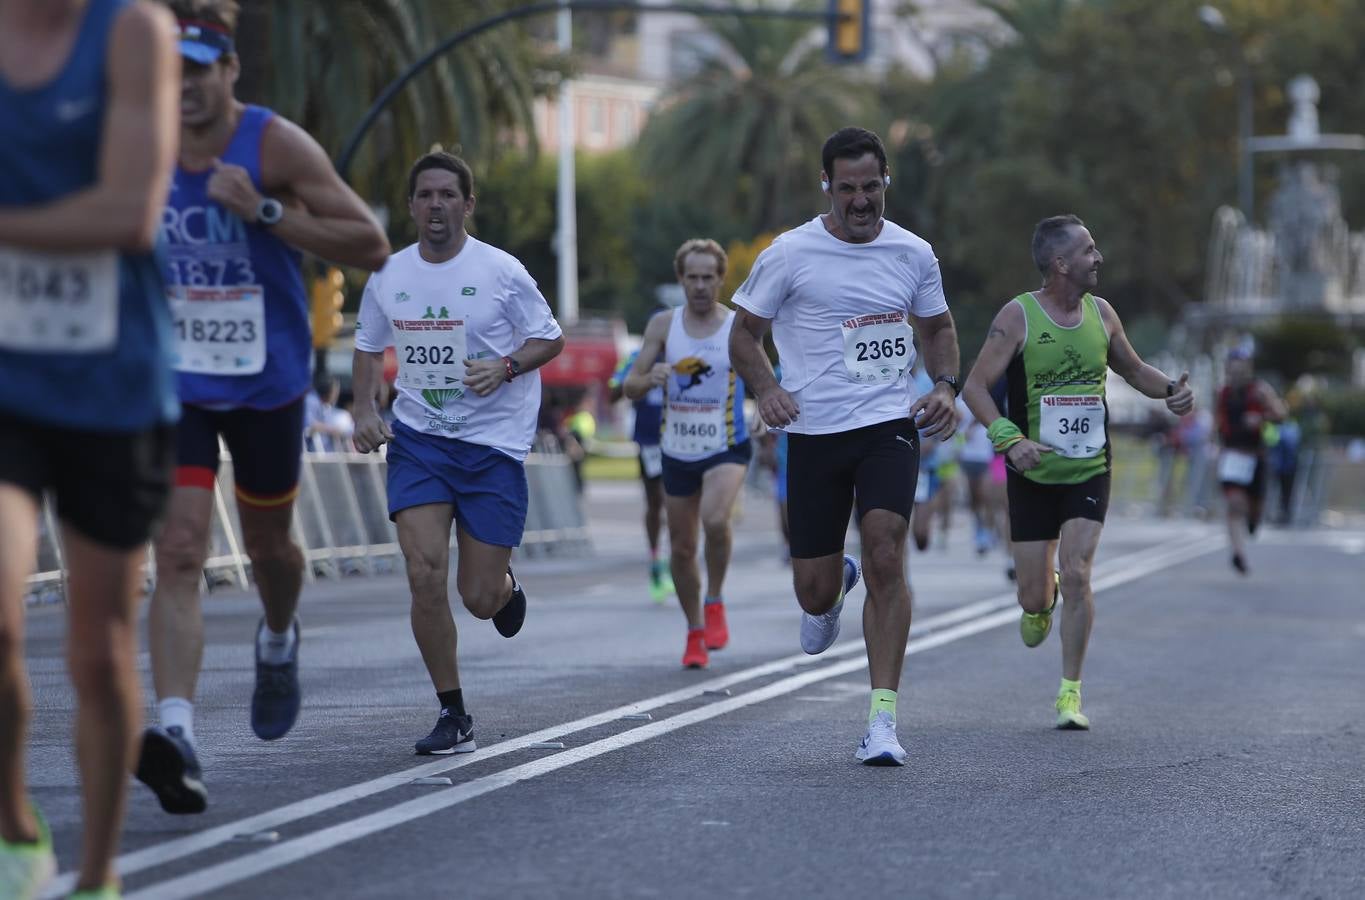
[732, 217, 949, 435]
[355, 239, 562, 461]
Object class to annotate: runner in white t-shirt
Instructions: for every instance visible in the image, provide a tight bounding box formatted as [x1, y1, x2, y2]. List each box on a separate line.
[351, 152, 564, 756]
[730, 127, 961, 766]
[624, 239, 750, 670]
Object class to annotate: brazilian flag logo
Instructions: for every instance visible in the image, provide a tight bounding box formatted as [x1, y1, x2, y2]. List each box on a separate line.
[421, 388, 461, 410]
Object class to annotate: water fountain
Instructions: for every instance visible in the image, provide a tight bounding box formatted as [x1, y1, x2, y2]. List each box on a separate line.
[1201, 76, 1365, 322]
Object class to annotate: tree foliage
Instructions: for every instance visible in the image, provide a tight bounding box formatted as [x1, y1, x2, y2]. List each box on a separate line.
[235, 0, 553, 225]
[636, 0, 865, 237]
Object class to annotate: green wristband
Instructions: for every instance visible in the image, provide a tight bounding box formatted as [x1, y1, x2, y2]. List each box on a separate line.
[986, 418, 1024, 453]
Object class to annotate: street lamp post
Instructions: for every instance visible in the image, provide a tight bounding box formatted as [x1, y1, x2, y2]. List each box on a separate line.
[1199, 4, 1253, 220]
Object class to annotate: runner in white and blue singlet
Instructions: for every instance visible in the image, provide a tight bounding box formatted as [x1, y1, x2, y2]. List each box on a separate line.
[625, 239, 749, 670]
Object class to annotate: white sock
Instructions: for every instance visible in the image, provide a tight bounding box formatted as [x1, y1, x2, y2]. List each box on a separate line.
[159, 697, 195, 745]
[257, 621, 297, 665]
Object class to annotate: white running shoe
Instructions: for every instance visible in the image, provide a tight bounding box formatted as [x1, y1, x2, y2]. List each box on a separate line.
[855, 711, 907, 766]
[799, 555, 860, 655]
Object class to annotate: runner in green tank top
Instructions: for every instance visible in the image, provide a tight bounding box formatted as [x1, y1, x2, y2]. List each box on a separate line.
[962, 215, 1195, 730]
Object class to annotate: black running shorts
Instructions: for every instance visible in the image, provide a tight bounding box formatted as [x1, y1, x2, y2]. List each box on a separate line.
[1006, 470, 1111, 543]
[786, 418, 919, 560]
[0, 412, 174, 549]
[175, 396, 306, 508]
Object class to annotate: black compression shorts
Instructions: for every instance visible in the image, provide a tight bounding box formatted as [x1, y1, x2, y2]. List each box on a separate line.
[1006, 470, 1111, 543]
[785, 418, 919, 559]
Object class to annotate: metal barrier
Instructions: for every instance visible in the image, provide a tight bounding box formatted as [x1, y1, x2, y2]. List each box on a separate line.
[25, 444, 590, 604]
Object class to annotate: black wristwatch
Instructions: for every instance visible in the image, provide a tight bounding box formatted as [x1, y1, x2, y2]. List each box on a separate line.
[255, 197, 284, 226]
[934, 375, 961, 397]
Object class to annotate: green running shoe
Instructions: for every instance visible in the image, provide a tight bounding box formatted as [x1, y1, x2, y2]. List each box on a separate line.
[649, 560, 673, 604]
[0, 808, 56, 900]
[69, 888, 121, 899]
[1055, 689, 1090, 730]
[1019, 571, 1059, 648]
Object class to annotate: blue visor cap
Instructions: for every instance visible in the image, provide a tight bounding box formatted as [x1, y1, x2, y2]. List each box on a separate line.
[178, 20, 234, 64]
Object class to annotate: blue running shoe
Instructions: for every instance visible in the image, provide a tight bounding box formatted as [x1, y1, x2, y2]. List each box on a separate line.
[251, 617, 301, 741]
[493, 567, 527, 637]
[136, 725, 207, 814]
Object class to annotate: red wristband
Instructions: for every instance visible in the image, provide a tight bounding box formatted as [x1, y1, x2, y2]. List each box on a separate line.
[503, 356, 516, 382]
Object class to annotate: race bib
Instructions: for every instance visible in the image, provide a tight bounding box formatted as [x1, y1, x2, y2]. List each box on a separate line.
[169, 285, 266, 375]
[640, 444, 664, 479]
[663, 402, 727, 456]
[1039, 394, 1106, 458]
[1218, 450, 1258, 485]
[841, 312, 912, 384]
[0, 247, 118, 352]
[393, 315, 469, 397]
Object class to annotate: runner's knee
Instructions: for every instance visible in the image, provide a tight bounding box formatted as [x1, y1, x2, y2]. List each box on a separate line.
[242, 531, 301, 571]
[670, 534, 698, 560]
[794, 567, 841, 614]
[460, 582, 505, 620]
[67, 636, 134, 698]
[155, 519, 210, 576]
[700, 512, 730, 540]
[1059, 563, 1092, 600]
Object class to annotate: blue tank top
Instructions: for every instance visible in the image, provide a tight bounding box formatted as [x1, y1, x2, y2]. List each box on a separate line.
[163, 105, 310, 409]
[0, 0, 177, 431]
[608, 349, 664, 446]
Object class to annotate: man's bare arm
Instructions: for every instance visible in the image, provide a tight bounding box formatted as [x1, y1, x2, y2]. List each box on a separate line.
[624, 310, 671, 400]
[0, 3, 178, 252]
[255, 118, 390, 270]
[351, 349, 393, 453]
[728, 308, 778, 397]
[962, 303, 1024, 426]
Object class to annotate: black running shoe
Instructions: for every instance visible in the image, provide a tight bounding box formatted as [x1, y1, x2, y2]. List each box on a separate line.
[492, 567, 526, 638]
[136, 725, 208, 815]
[1231, 553, 1249, 575]
[414, 709, 477, 755]
[251, 618, 301, 741]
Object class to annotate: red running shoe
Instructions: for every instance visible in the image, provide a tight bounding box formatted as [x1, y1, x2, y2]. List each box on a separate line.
[703, 601, 729, 650]
[682, 629, 709, 669]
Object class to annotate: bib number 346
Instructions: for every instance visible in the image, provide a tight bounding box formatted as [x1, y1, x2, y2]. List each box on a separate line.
[1039, 394, 1106, 459]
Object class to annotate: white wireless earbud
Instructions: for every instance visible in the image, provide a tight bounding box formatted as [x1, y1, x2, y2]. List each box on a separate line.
[821, 179, 830, 191]
[884, 174, 892, 187]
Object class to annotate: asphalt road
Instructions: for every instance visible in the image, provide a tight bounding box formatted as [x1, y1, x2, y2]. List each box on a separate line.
[22, 481, 1365, 899]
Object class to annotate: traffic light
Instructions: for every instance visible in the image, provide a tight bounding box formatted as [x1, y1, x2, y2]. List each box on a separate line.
[827, 0, 870, 64]
[310, 266, 345, 349]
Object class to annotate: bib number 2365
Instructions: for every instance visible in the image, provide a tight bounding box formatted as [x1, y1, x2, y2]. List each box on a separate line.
[841, 312, 911, 384]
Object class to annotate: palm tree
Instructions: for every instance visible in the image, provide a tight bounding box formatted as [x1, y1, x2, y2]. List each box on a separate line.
[637, 0, 867, 235]
[237, 0, 550, 209]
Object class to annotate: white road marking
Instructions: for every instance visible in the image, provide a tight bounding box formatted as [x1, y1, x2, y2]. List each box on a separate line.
[43, 533, 1220, 899]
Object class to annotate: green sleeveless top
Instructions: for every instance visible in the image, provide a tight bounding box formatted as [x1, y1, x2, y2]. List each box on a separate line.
[1004, 292, 1111, 484]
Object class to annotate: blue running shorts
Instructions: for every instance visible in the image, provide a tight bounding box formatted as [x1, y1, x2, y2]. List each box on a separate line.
[386, 421, 528, 548]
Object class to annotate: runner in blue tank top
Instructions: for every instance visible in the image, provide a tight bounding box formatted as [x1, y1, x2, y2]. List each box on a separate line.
[0, 2, 180, 895]
[137, 0, 389, 817]
[624, 239, 751, 670]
